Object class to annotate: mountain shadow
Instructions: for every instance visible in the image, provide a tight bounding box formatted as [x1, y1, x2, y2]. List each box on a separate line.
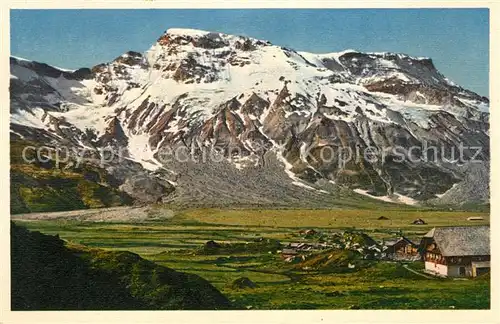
[11, 222, 231, 310]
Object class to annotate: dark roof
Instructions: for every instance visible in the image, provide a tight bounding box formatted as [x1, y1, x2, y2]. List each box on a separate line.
[384, 236, 415, 247]
[423, 226, 489, 257]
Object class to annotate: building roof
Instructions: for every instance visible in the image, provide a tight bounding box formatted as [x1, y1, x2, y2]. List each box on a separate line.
[384, 236, 415, 247]
[423, 226, 490, 257]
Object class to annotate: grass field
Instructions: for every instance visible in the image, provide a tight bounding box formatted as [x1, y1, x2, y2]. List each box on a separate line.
[13, 207, 490, 309]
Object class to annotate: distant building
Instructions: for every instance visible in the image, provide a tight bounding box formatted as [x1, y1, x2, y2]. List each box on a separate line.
[420, 226, 490, 277]
[384, 237, 419, 255]
[299, 229, 318, 236]
[280, 248, 300, 262]
[467, 216, 484, 221]
[381, 236, 420, 261]
[280, 248, 298, 257]
[411, 218, 426, 225]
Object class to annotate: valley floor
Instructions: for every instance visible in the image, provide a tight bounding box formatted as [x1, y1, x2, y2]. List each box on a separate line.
[12, 207, 490, 310]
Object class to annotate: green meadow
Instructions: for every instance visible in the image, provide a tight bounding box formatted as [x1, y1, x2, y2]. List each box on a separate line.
[13, 207, 490, 310]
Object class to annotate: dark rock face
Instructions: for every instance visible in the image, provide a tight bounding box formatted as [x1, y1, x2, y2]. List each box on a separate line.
[172, 54, 216, 83]
[193, 32, 230, 49]
[70, 68, 93, 80]
[235, 39, 256, 51]
[10, 57, 92, 81]
[113, 51, 144, 66]
[334, 51, 488, 108]
[10, 57, 94, 114]
[9, 28, 490, 207]
[99, 116, 129, 147]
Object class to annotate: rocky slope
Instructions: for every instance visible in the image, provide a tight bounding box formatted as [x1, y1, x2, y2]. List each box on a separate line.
[10, 28, 490, 208]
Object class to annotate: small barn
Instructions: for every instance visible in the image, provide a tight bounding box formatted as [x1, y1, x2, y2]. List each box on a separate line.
[299, 229, 318, 236]
[412, 218, 426, 225]
[205, 240, 221, 249]
[280, 248, 300, 262]
[467, 216, 484, 221]
[420, 226, 490, 277]
[280, 248, 298, 258]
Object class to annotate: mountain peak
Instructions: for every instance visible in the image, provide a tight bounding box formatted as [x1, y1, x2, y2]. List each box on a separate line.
[155, 28, 273, 49]
[9, 28, 490, 207]
[165, 28, 212, 37]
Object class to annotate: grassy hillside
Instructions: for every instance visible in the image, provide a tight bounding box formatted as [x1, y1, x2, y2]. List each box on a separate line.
[10, 139, 133, 214]
[11, 222, 231, 310]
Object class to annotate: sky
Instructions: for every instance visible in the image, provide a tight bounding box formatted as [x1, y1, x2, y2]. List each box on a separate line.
[11, 9, 489, 96]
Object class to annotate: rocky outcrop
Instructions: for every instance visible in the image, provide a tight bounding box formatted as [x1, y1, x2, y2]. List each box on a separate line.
[113, 51, 145, 66]
[99, 116, 129, 147]
[119, 174, 175, 204]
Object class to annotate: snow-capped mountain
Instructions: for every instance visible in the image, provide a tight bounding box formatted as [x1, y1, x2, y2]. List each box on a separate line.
[10, 28, 490, 207]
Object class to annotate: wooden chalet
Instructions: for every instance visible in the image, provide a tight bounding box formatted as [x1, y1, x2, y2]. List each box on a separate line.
[420, 226, 490, 277]
[383, 236, 419, 255]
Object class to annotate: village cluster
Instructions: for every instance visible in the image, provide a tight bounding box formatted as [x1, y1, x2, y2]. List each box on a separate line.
[278, 224, 490, 278]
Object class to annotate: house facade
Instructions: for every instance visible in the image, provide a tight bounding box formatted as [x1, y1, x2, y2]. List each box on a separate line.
[420, 226, 490, 277]
[382, 236, 420, 261]
[384, 236, 419, 255]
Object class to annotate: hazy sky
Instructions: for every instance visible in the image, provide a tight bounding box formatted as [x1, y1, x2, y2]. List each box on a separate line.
[11, 9, 489, 96]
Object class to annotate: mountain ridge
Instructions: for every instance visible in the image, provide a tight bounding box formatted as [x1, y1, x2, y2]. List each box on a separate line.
[9, 28, 490, 209]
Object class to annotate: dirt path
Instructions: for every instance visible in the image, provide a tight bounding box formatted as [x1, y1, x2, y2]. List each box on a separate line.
[11, 206, 175, 222]
[402, 264, 434, 279]
[216, 263, 302, 282]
